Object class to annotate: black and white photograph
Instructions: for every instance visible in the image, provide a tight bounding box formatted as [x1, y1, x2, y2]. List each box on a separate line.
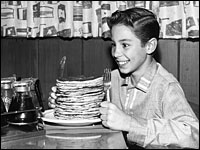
[1, 1, 199, 149]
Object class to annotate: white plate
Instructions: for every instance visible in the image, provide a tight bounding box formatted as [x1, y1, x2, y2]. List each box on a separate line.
[46, 134, 102, 140]
[7, 120, 38, 126]
[42, 109, 101, 126]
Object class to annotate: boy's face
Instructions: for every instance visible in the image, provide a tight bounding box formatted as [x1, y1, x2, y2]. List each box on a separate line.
[111, 24, 148, 76]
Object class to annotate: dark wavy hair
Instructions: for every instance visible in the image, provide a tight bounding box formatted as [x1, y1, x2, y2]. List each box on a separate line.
[107, 7, 160, 47]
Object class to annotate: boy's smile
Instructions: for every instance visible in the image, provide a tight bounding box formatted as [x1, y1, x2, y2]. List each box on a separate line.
[116, 60, 129, 67]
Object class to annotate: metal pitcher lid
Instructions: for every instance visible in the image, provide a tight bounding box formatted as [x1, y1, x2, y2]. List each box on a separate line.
[1, 80, 13, 89]
[13, 81, 30, 92]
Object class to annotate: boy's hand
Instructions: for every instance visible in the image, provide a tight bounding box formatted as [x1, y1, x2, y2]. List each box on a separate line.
[99, 101, 131, 132]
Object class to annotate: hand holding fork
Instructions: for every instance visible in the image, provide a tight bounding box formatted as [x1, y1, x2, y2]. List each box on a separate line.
[103, 68, 111, 102]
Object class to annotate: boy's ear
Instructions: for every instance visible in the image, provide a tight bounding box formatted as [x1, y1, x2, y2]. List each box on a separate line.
[145, 38, 157, 54]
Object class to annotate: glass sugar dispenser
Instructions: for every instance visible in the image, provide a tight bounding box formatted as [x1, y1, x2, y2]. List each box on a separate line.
[1, 79, 15, 112]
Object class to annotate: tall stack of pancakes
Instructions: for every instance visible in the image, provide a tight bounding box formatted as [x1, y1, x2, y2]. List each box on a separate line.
[54, 76, 104, 120]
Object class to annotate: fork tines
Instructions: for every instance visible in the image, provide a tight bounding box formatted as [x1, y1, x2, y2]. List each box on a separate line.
[103, 68, 111, 83]
[103, 68, 111, 89]
[103, 68, 111, 102]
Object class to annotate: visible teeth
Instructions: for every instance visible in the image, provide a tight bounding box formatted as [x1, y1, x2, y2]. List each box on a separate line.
[118, 61, 128, 65]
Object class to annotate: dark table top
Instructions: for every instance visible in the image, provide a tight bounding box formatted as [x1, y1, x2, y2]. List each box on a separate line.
[1, 122, 129, 149]
[2, 120, 193, 149]
[2, 122, 190, 149]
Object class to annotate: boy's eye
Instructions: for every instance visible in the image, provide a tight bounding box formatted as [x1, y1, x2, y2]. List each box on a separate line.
[111, 42, 116, 47]
[122, 43, 129, 48]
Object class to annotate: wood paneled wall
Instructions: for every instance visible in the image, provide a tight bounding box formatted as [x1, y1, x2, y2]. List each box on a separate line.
[1, 38, 199, 112]
[179, 40, 199, 106]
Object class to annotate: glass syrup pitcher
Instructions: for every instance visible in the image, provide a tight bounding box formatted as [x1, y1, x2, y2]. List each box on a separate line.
[8, 81, 37, 124]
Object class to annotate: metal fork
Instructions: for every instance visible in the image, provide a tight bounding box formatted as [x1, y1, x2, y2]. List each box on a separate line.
[103, 68, 111, 102]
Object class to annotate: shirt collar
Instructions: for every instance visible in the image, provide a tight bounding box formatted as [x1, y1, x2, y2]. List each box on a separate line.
[121, 59, 158, 93]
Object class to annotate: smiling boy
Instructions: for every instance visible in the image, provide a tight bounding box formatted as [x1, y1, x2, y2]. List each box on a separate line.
[99, 7, 199, 148]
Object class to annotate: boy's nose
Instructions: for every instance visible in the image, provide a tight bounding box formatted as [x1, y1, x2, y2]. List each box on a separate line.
[112, 46, 122, 58]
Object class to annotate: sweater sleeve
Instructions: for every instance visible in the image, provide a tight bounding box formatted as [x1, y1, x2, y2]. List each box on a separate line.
[127, 82, 199, 149]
